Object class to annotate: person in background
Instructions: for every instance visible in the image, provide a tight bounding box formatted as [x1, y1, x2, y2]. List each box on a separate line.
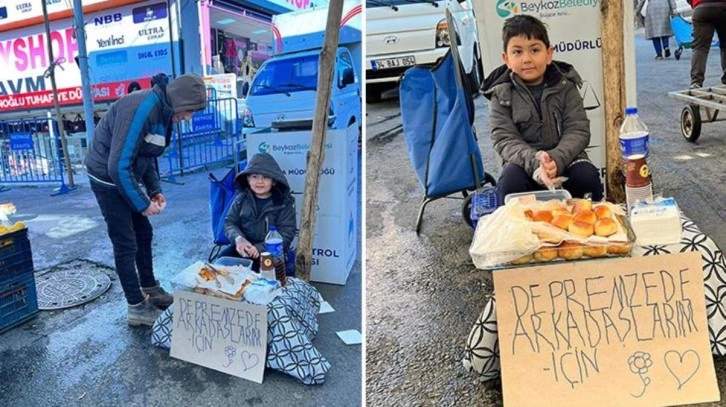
[688, 0, 726, 88]
[84, 74, 207, 326]
[127, 81, 142, 94]
[481, 14, 604, 202]
[636, 0, 677, 60]
[219, 153, 296, 271]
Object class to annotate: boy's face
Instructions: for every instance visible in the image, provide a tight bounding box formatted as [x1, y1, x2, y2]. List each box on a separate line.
[502, 35, 553, 85]
[247, 174, 274, 198]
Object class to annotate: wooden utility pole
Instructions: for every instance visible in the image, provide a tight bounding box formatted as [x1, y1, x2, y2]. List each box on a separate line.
[295, 0, 344, 281]
[600, 1, 627, 203]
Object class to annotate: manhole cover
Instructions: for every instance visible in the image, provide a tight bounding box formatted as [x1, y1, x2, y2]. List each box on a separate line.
[36, 268, 112, 310]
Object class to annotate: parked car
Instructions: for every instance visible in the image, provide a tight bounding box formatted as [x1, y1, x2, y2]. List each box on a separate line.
[365, 0, 482, 102]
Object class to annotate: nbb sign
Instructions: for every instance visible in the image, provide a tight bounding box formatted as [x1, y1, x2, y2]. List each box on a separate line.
[94, 12, 122, 25]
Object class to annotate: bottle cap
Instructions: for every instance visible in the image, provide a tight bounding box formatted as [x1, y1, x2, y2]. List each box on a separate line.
[624, 107, 638, 115]
[269, 226, 276, 231]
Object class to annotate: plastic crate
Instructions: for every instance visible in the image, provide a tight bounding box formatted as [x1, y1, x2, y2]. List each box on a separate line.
[0, 228, 34, 280]
[0, 271, 39, 334]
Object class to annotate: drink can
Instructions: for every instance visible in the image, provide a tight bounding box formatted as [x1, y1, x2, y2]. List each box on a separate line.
[625, 154, 651, 187]
[260, 252, 275, 274]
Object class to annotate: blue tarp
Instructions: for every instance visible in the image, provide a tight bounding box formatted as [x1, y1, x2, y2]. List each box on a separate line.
[400, 51, 485, 198]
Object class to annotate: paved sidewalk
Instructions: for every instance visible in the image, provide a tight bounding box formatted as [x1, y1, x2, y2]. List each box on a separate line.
[0, 157, 362, 406]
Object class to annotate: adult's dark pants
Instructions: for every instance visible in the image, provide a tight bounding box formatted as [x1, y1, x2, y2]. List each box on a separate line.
[91, 181, 156, 305]
[497, 161, 604, 202]
[690, 4, 726, 87]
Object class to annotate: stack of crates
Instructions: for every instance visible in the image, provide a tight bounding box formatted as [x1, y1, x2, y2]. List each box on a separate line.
[0, 228, 39, 334]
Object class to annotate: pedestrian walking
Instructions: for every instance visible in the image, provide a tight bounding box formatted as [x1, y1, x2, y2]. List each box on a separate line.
[636, 0, 677, 60]
[688, 0, 726, 88]
[84, 74, 208, 326]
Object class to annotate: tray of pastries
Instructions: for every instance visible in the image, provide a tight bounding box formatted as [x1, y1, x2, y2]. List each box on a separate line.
[470, 196, 635, 270]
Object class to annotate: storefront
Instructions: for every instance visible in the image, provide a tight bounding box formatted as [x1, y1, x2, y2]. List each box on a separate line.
[0, 0, 181, 115]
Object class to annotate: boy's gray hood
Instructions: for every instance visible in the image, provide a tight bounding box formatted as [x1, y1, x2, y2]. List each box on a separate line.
[235, 153, 291, 198]
[166, 74, 207, 113]
[481, 60, 582, 100]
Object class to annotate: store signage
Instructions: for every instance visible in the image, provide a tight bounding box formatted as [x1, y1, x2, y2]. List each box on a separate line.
[191, 112, 218, 133]
[16, 3, 33, 14]
[9, 133, 33, 151]
[493, 252, 719, 406]
[0, 77, 151, 110]
[93, 12, 123, 26]
[0, 0, 111, 30]
[0, 1, 173, 112]
[170, 291, 267, 383]
[132, 2, 166, 24]
[96, 34, 125, 48]
[138, 26, 164, 41]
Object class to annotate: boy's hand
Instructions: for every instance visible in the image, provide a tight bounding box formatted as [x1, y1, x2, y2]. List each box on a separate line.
[235, 237, 260, 259]
[540, 152, 558, 179]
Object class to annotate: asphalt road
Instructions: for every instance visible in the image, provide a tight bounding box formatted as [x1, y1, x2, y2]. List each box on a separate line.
[365, 30, 726, 406]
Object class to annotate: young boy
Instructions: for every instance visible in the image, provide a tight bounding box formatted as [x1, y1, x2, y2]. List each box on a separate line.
[481, 14, 603, 202]
[218, 153, 296, 271]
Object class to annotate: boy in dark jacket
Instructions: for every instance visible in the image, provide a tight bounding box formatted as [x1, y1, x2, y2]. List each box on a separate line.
[219, 153, 296, 271]
[481, 14, 603, 202]
[85, 74, 207, 326]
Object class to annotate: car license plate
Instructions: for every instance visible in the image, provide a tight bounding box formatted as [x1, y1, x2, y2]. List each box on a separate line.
[371, 56, 416, 70]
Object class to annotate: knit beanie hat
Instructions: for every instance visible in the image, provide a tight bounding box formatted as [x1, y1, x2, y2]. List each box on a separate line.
[166, 74, 207, 113]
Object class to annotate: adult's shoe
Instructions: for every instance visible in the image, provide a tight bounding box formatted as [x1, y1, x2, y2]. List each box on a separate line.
[128, 295, 163, 327]
[141, 280, 174, 310]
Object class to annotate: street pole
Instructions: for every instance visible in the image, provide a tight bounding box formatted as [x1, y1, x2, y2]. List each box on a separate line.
[41, 0, 75, 187]
[600, 1, 627, 203]
[295, 0, 343, 281]
[73, 0, 96, 142]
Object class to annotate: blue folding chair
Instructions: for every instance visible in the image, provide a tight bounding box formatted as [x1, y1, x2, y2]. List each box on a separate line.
[208, 168, 237, 261]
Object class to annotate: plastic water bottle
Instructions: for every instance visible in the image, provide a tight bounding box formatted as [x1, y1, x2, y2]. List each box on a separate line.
[264, 226, 286, 286]
[619, 106, 649, 170]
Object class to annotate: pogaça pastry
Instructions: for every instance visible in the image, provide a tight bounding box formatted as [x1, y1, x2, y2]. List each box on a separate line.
[571, 199, 593, 214]
[551, 214, 573, 230]
[583, 245, 608, 258]
[572, 209, 596, 225]
[594, 217, 618, 237]
[568, 220, 594, 238]
[558, 241, 584, 260]
[593, 205, 612, 219]
[533, 247, 558, 262]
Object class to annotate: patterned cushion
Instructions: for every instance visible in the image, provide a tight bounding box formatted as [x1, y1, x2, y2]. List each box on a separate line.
[151, 277, 331, 385]
[463, 214, 726, 381]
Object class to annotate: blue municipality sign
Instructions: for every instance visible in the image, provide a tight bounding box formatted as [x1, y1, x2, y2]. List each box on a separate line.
[192, 113, 219, 133]
[9, 133, 33, 151]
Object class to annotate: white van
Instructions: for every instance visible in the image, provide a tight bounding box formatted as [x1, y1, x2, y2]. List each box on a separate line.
[366, 0, 482, 102]
[242, 1, 362, 133]
[242, 46, 361, 132]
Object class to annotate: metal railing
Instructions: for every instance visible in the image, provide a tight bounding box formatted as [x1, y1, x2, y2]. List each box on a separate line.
[0, 97, 242, 188]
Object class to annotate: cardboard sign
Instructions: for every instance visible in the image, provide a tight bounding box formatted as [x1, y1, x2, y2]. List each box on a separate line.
[170, 291, 267, 383]
[493, 252, 719, 406]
